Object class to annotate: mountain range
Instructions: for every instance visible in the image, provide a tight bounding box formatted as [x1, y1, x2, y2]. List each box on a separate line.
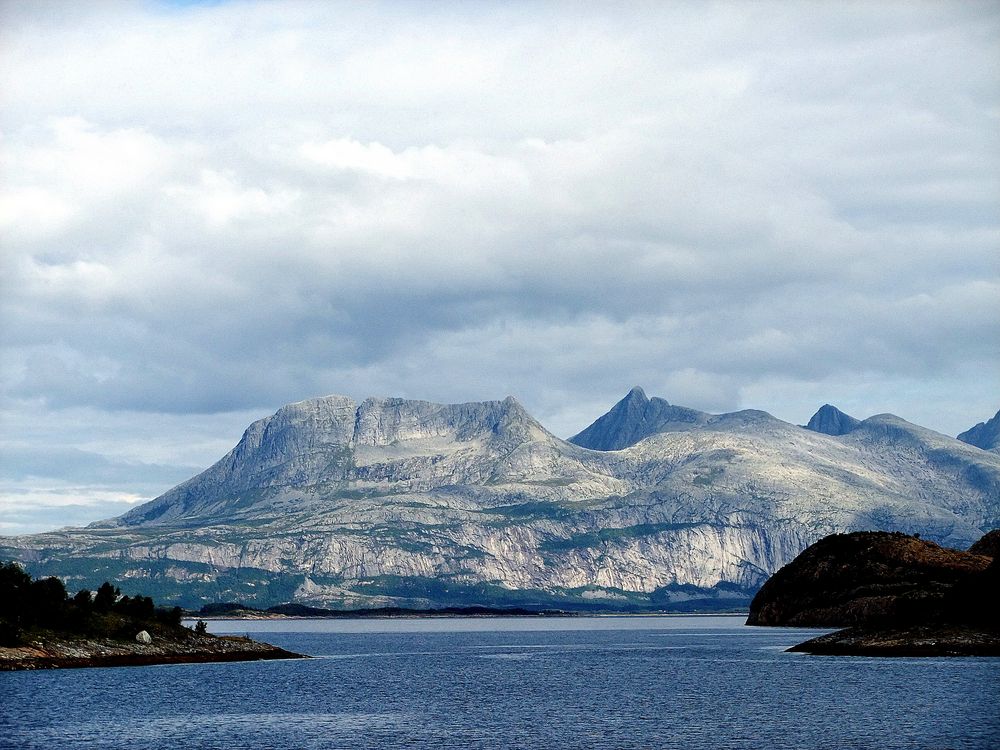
[3, 389, 998, 610]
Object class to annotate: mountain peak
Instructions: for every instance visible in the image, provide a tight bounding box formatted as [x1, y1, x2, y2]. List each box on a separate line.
[805, 404, 861, 437]
[569, 388, 708, 451]
[957, 409, 1000, 451]
[625, 385, 650, 403]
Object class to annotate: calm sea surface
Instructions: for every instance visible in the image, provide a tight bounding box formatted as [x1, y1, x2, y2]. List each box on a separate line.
[2, 615, 998, 750]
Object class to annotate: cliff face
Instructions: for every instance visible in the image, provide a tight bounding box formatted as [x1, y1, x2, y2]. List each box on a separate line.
[745, 531, 993, 627]
[3, 391, 1000, 610]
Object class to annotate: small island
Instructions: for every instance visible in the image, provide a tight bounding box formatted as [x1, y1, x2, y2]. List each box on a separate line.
[0, 562, 303, 671]
[747, 530, 1000, 656]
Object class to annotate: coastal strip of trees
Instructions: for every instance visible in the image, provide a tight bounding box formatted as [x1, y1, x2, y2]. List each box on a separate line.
[0, 561, 183, 647]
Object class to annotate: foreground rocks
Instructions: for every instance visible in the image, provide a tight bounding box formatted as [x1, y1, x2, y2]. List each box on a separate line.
[788, 624, 1000, 657]
[0, 631, 304, 671]
[747, 530, 1000, 656]
[746, 531, 991, 627]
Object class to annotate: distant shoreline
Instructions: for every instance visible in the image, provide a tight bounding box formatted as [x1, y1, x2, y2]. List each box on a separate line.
[186, 608, 749, 621]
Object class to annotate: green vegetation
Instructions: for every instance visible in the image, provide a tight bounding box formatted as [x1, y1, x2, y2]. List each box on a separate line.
[0, 561, 183, 647]
[0, 555, 307, 610]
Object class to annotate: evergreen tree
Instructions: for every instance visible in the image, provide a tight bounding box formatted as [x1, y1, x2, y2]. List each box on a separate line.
[94, 582, 120, 612]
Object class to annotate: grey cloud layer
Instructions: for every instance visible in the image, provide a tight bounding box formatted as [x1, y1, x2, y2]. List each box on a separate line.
[1, 1, 998, 532]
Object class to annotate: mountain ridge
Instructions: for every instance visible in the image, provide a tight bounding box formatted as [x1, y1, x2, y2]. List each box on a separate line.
[3, 389, 999, 611]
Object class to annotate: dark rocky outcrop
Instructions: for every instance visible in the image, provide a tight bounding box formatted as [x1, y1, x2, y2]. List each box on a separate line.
[804, 404, 861, 436]
[747, 530, 1000, 656]
[969, 529, 1000, 557]
[746, 531, 990, 627]
[958, 409, 1000, 451]
[569, 387, 708, 450]
[786, 624, 1000, 657]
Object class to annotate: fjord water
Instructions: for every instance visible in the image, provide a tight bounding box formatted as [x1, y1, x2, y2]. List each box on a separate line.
[2, 616, 998, 750]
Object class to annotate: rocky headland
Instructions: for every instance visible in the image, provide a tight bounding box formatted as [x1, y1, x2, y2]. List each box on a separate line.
[0, 562, 303, 671]
[0, 631, 303, 671]
[747, 530, 1000, 656]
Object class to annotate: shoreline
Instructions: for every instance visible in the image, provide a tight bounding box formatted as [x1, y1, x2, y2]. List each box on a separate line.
[788, 624, 1000, 657]
[0, 633, 305, 672]
[186, 608, 749, 621]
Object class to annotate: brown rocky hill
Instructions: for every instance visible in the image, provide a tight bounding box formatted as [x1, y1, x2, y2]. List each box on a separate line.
[969, 529, 1000, 557]
[745, 531, 993, 627]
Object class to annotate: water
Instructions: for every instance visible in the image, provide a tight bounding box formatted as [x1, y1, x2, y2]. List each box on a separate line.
[2, 615, 998, 749]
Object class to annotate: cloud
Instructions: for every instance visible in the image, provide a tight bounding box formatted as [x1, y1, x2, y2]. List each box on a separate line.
[1, 0, 998, 531]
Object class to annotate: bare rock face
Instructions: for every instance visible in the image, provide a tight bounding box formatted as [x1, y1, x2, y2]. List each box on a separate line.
[804, 404, 860, 436]
[745, 531, 992, 627]
[569, 387, 709, 450]
[958, 410, 1000, 452]
[135, 631, 152, 644]
[3, 390, 999, 610]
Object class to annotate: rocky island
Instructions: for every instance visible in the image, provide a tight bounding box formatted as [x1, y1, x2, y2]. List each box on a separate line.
[747, 530, 1000, 656]
[0, 563, 302, 671]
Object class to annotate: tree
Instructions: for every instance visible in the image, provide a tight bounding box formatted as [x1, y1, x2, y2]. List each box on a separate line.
[73, 589, 93, 610]
[94, 582, 120, 612]
[194, 619, 208, 634]
[0, 561, 31, 623]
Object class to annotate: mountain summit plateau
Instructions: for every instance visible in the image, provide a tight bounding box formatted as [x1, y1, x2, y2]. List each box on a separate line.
[3, 391, 998, 610]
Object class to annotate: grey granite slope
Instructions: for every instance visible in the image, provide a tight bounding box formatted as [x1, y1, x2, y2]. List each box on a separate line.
[3, 390, 999, 610]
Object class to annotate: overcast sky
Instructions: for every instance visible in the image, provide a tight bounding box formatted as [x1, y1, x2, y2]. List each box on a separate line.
[1, 0, 998, 535]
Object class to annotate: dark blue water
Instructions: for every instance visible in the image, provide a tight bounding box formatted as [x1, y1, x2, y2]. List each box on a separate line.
[2, 616, 998, 750]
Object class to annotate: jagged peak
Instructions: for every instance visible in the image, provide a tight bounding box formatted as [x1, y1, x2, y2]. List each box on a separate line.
[957, 409, 1000, 451]
[501, 394, 527, 411]
[625, 385, 650, 403]
[569, 388, 708, 451]
[805, 404, 860, 437]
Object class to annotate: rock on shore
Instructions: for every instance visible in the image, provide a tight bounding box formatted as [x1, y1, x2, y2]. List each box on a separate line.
[788, 624, 1000, 657]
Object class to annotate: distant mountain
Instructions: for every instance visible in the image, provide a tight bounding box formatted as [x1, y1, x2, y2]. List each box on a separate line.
[804, 404, 860, 436]
[958, 410, 1000, 452]
[3, 390, 999, 611]
[569, 387, 709, 450]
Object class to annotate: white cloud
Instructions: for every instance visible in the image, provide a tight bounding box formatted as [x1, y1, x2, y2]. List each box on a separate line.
[0, 0, 998, 532]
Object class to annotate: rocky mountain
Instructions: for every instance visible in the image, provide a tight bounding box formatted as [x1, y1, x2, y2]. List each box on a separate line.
[3, 390, 1000, 611]
[804, 404, 860, 436]
[569, 387, 709, 450]
[958, 410, 1000, 452]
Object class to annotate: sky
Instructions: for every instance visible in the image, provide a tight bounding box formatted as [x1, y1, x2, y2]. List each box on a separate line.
[1, 0, 998, 535]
